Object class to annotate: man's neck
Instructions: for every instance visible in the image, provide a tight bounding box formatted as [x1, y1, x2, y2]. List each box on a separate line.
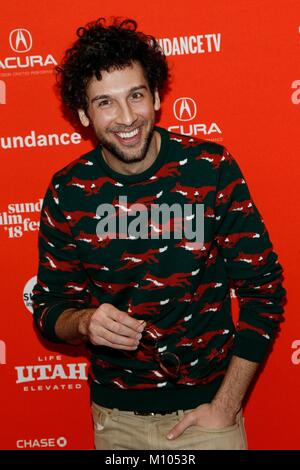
[101, 130, 161, 176]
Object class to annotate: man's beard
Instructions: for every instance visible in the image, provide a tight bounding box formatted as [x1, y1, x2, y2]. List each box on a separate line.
[98, 124, 155, 165]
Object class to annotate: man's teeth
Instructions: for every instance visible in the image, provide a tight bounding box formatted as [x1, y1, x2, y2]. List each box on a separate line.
[117, 129, 139, 139]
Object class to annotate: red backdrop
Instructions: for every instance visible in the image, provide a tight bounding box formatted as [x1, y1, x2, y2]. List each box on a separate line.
[0, 0, 298, 450]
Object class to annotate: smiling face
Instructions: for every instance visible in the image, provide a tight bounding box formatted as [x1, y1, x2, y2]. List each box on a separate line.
[78, 61, 161, 167]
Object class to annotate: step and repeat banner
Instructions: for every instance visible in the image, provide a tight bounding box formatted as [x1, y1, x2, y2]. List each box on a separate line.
[0, 0, 298, 450]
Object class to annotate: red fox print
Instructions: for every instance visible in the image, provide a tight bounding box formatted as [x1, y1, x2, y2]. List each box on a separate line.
[67, 176, 121, 196]
[260, 312, 283, 321]
[205, 206, 215, 218]
[199, 299, 224, 314]
[234, 247, 272, 267]
[205, 245, 219, 267]
[56, 158, 94, 177]
[65, 210, 99, 226]
[171, 183, 215, 203]
[144, 322, 187, 339]
[169, 134, 203, 149]
[42, 210, 71, 234]
[140, 269, 200, 290]
[195, 151, 228, 169]
[64, 280, 87, 292]
[175, 239, 211, 259]
[93, 280, 139, 294]
[177, 329, 229, 350]
[237, 321, 270, 339]
[95, 357, 114, 369]
[83, 262, 109, 271]
[131, 160, 188, 187]
[149, 215, 194, 235]
[216, 178, 245, 206]
[41, 253, 81, 272]
[177, 370, 225, 386]
[127, 298, 170, 316]
[116, 246, 168, 271]
[240, 297, 273, 306]
[216, 232, 260, 248]
[229, 199, 254, 215]
[192, 282, 223, 302]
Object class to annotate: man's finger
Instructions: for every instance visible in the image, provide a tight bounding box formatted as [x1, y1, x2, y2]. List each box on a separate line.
[109, 306, 145, 332]
[166, 412, 195, 440]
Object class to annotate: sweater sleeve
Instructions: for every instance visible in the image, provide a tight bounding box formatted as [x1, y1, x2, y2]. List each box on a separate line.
[32, 178, 91, 343]
[214, 148, 287, 363]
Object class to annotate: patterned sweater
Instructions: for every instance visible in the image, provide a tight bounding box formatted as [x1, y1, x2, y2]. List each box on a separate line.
[32, 126, 286, 412]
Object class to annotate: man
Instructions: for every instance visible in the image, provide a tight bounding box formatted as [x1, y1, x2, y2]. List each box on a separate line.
[32, 18, 286, 450]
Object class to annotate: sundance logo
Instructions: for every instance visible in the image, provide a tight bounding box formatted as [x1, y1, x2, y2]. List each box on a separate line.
[16, 436, 67, 449]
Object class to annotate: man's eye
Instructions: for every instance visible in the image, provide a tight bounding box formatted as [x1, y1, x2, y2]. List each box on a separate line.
[98, 100, 110, 107]
[131, 92, 143, 99]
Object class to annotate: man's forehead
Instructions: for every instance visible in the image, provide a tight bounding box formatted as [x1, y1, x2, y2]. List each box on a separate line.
[87, 62, 148, 96]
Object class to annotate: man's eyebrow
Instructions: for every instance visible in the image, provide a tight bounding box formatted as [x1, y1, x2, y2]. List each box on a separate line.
[91, 85, 148, 104]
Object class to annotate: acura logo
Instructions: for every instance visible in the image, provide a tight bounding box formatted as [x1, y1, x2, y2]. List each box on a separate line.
[173, 97, 197, 121]
[9, 29, 32, 53]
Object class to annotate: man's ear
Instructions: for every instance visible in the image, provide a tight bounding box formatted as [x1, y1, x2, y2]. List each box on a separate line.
[78, 109, 90, 127]
[154, 89, 161, 112]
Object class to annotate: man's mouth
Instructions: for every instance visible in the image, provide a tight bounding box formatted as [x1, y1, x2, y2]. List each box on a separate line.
[114, 127, 142, 145]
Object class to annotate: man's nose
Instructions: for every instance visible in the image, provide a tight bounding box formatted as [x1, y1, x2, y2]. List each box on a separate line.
[117, 102, 137, 127]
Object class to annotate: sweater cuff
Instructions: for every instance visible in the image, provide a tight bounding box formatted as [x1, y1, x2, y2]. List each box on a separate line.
[232, 334, 272, 363]
[39, 302, 85, 343]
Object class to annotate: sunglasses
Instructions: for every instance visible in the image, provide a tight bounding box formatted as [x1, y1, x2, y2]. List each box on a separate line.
[139, 324, 181, 381]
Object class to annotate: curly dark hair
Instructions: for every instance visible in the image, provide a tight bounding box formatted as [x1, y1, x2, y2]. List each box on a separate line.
[56, 17, 169, 114]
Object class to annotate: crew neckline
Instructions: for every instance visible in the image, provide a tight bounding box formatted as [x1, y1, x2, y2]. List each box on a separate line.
[95, 126, 169, 184]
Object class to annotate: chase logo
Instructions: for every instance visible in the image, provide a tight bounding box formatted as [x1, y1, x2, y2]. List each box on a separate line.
[173, 97, 197, 122]
[9, 29, 32, 53]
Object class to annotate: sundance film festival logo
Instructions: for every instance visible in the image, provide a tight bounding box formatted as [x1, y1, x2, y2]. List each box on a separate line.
[0, 199, 42, 238]
[0, 28, 57, 76]
[95, 196, 204, 246]
[168, 96, 222, 141]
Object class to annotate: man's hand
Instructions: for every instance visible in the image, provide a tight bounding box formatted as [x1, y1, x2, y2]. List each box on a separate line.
[166, 402, 237, 440]
[80, 303, 145, 350]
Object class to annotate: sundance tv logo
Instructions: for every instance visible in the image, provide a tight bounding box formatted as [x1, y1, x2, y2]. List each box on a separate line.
[0, 28, 57, 76]
[16, 436, 67, 449]
[15, 355, 88, 392]
[168, 96, 222, 141]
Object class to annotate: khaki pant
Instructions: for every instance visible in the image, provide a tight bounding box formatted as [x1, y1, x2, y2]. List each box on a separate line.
[92, 402, 248, 450]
